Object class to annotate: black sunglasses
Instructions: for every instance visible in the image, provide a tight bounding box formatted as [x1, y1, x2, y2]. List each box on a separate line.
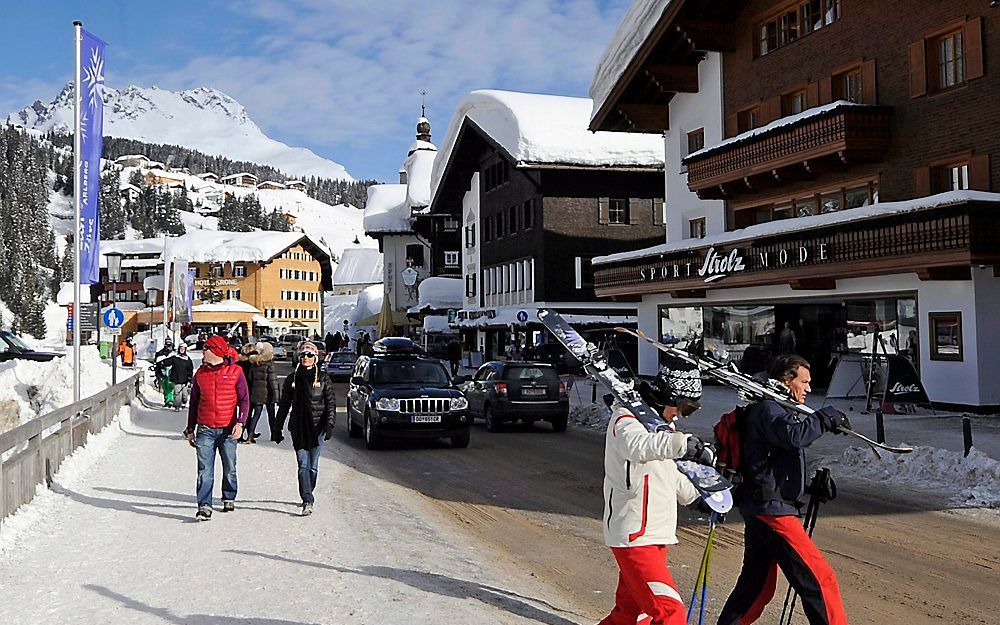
[299, 352, 317, 359]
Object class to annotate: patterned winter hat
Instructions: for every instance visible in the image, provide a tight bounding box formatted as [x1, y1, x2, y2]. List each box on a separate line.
[653, 355, 702, 414]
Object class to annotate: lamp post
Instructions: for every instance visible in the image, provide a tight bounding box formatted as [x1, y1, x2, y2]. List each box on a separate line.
[146, 287, 159, 357]
[106, 252, 123, 386]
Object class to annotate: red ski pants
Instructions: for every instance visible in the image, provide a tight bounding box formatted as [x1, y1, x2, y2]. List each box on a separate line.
[598, 545, 686, 625]
[718, 514, 848, 625]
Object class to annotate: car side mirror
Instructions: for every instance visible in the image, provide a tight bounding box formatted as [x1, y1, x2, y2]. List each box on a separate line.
[351, 376, 365, 386]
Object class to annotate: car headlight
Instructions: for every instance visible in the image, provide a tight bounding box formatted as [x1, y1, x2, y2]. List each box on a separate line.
[376, 397, 400, 411]
[450, 396, 468, 411]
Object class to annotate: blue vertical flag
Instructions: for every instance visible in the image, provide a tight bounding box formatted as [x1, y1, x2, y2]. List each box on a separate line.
[77, 28, 106, 284]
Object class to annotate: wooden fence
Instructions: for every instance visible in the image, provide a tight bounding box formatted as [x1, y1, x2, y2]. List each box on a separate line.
[0, 373, 142, 522]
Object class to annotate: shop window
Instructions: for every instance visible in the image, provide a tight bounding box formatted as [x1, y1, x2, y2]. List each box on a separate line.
[932, 161, 969, 193]
[833, 66, 863, 103]
[782, 90, 806, 116]
[737, 107, 760, 133]
[444, 251, 460, 268]
[689, 217, 706, 238]
[757, 1, 840, 58]
[608, 198, 630, 225]
[406, 243, 425, 267]
[687, 128, 705, 155]
[929, 312, 962, 361]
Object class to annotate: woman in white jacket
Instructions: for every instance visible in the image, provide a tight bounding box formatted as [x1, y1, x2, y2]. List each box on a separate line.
[598, 360, 710, 625]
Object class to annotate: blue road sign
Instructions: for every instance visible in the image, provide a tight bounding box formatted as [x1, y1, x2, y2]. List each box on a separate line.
[516, 310, 529, 324]
[102, 307, 125, 329]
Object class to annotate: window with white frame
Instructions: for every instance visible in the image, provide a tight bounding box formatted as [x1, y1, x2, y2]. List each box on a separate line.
[444, 251, 460, 267]
[234, 265, 246, 278]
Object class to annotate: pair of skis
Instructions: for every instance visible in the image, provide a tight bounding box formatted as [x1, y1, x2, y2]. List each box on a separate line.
[537, 309, 733, 513]
[614, 327, 914, 455]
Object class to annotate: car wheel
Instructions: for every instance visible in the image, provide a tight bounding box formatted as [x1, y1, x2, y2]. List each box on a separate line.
[484, 404, 502, 433]
[347, 401, 362, 438]
[450, 429, 470, 449]
[364, 410, 382, 450]
[550, 412, 568, 433]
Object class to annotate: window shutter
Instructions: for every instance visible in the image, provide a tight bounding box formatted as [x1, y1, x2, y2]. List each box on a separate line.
[861, 59, 877, 104]
[724, 113, 738, 138]
[908, 40, 927, 98]
[913, 166, 931, 197]
[652, 199, 665, 226]
[806, 81, 819, 108]
[819, 77, 833, 104]
[965, 17, 984, 81]
[970, 153, 991, 191]
[598, 197, 610, 224]
[763, 96, 781, 123]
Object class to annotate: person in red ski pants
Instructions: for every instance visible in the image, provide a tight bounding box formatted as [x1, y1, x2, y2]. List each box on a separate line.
[599, 358, 712, 625]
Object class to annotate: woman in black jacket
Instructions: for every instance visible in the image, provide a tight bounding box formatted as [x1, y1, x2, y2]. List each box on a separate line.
[274, 342, 336, 515]
[247, 341, 280, 443]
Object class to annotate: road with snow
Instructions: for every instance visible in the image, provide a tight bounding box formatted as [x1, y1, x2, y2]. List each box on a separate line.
[1, 379, 998, 625]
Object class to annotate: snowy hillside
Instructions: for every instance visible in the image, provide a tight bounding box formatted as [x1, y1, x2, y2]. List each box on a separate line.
[9, 84, 353, 181]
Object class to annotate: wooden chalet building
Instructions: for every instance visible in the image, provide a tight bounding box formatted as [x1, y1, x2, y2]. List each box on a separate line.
[588, 0, 1000, 409]
[430, 90, 667, 363]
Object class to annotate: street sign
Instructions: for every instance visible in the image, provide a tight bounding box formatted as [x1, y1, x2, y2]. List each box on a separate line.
[516, 310, 529, 324]
[79, 302, 100, 332]
[447, 309, 457, 324]
[102, 307, 125, 329]
[107, 327, 122, 336]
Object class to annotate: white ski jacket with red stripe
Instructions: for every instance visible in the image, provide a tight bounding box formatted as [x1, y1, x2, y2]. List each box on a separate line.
[603, 405, 700, 548]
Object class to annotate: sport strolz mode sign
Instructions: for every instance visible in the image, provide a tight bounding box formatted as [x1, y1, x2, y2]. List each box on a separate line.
[638, 243, 831, 284]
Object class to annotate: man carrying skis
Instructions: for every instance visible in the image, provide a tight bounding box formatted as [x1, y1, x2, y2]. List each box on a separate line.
[717, 354, 851, 625]
[598, 359, 715, 625]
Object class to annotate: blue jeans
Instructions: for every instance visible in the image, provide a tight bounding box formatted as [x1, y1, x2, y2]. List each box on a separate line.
[296, 435, 323, 504]
[195, 425, 238, 507]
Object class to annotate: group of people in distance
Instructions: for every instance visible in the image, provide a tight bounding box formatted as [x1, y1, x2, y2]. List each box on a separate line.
[599, 353, 851, 625]
[161, 335, 335, 521]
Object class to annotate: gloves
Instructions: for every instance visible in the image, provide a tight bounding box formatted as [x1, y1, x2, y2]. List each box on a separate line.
[816, 406, 851, 434]
[324, 423, 334, 441]
[683, 435, 717, 467]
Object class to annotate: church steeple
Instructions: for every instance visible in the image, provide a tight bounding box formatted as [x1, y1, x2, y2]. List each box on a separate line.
[416, 90, 431, 142]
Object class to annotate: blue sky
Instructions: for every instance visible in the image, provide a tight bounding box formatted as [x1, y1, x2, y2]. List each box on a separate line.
[0, 0, 632, 181]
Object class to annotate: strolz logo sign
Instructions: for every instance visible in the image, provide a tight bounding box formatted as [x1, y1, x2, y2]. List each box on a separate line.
[890, 382, 921, 394]
[639, 243, 830, 284]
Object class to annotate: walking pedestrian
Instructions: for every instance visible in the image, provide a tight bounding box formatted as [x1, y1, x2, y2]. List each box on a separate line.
[235, 343, 257, 441]
[332, 331, 343, 352]
[166, 344, 194, 410]
[183, 335, 250, 521]
[117, 337, 136, 367]
[324, 332, 337, 354]
[717, 354, 851, 625]
[274, 342, 336, 516]
[154, 339, 176, 405]
[598, 359, 715, 625]
[247, 341, 280, 443]
[446, 339, 462, 377]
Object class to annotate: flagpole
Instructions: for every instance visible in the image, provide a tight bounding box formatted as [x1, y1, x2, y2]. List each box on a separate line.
[72, 20, 82, 404]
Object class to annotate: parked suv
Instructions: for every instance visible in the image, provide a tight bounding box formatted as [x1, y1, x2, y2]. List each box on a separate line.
[346, 337, 470, 450]
[463, 361, 569, 433]
[278, 333, 306, 359]
[0, 331, 63, 363]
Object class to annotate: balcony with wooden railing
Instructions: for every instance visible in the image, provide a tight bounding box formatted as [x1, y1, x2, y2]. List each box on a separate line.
[684, 104, 892, 200]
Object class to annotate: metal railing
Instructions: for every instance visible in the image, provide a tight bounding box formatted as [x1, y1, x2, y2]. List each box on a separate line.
[0, 373, 142, 522]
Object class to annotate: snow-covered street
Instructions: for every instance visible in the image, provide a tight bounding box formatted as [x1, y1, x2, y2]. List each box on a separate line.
[0, 389, 586, 625]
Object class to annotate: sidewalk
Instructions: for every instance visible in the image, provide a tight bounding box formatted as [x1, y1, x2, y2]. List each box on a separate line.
[0, 388, 586, 625]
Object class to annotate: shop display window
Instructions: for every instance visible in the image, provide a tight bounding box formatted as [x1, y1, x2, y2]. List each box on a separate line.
[929, 312, 962, 361]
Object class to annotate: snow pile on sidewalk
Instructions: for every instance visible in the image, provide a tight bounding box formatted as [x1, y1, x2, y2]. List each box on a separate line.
[0, 347, 113, 434]
[570, 403, 610, 429]
[0, 405, 131, 555]
[836, 445, 1000, 508]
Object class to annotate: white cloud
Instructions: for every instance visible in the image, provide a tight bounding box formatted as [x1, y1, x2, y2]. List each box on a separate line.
[124, 0, 629, 161]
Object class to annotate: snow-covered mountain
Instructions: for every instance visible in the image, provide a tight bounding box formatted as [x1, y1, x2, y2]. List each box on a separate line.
[8, 84, 353, 181]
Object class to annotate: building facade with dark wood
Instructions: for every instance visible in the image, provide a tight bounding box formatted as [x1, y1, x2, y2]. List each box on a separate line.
[588, 0, 1000, 409]
[430, 90, 668, 363]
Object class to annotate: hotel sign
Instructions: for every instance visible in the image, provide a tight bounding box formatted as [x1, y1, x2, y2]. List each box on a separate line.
[194, 278, 238, 286]
[639, 243, 830, 284]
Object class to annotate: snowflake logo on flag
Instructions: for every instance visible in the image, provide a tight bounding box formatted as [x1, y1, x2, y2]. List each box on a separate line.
[83, 45, 105, 112]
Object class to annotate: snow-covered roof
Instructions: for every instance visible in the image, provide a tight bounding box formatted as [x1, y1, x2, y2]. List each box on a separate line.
[423, 315, 456, 334]
[431, 90, 664, 204]
[590, 0, 674, 125]
[351, 284, 384, 325]
[362, 183, 410, 234]
[408, 277, 463, 314]
[252, 314, 272, 326]
[193, 299, 260, 313]
[257, 180, 286, 189]
[119, 183, 141, 192]
[332, 248, 383, 286]
[404, 143, 437, 211]
[221, 172, 257, 180]
[166, 230, 324, 264]
[56, 282, 92, 305]
[114, 154, 149, 162]
[686, 101, 863, 161]
[594, 190, 1000, 266]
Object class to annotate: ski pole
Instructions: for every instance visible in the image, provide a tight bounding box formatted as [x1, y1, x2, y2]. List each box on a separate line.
[699, 513, 717, 625]
[687, 517, 713, 623]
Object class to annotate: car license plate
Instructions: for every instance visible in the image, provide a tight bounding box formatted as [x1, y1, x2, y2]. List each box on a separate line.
[411, 415, 441, 423]
[522, 388, 546, 396]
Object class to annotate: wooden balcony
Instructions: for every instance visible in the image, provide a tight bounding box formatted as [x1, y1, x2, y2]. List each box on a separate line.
[684, 105, 892, 200]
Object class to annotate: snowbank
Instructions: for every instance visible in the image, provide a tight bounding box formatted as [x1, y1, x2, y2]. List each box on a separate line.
[409, 277, 463, 313]
[835, 445, 1000, 508]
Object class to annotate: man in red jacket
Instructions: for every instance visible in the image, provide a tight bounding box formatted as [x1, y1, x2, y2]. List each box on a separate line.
[184, 335, 250, 521]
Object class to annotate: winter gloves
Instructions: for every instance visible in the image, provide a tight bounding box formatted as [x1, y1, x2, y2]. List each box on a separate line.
[684, 434, 717, 467]
[816, 406, 851, 434]
[324, 422, 335, 441]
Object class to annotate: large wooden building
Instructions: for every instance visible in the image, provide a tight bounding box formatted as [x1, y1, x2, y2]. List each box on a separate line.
[588, 0, 1000, 409]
